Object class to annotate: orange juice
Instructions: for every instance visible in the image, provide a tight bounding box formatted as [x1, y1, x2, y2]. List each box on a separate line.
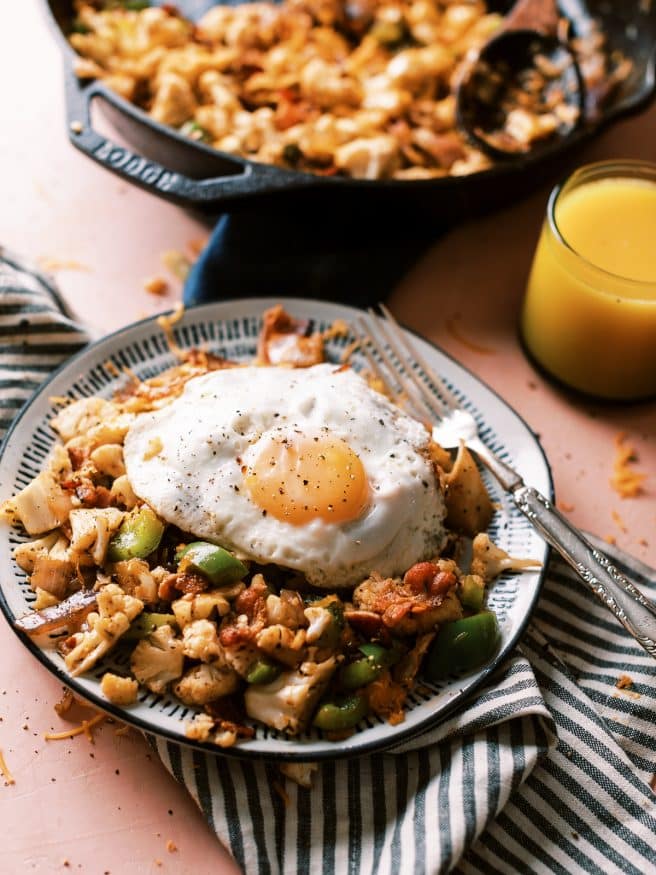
[521, 161, 656, 400]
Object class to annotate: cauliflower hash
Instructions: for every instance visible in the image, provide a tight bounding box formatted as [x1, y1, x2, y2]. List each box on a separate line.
[68, 1, 626, 180]
[3, 306, 537, 746]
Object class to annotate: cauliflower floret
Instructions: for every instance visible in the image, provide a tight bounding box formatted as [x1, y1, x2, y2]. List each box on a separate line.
[334, 136, 400, 180]
[244, 657, 336, 735]
[300, 57, 362, 107]
[220, 636, 260, 678]
[181, 619, 222, 662]
[14, 532, 59, 573]
[89, 443, 125, 479]
[130, 624, 184, 694]
[101, 672, 139, 705]
[113, 558, 158, 604]
[69, 507, 125, 565]
[279, 761, 319, 788]
[174, 662, 240, 706]
[6, 445, 73, 535]
[151, 71, 196, 127]
[470, 534, 541, 582]
[172, 590, 231, 629]
[109, 474, 138, 511]
[29, 535, 75, 598]
[265, 590, 306, 629]
[185, 711, 215, 742]
[386, 45, 452, 88]
[255, 624, 306, 668]
[304, 606, 334, 644]
[65, 584, 144, 677]
[51, 398, 115, 443]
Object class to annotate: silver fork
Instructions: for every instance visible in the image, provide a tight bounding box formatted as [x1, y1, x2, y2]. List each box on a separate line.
[354, 304, 656, 658]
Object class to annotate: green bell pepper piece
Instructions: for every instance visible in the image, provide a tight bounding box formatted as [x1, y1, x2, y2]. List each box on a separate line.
[313, 693, 368, 731]
[177, 541, 247, 586]
[460, 574, 485, 612]
[246, 659, 282, 686]
[107, 506, 165, 562]
[424, 612, 500, 680]
[340, 643, 400, 690]
[124, 612, 176, 641]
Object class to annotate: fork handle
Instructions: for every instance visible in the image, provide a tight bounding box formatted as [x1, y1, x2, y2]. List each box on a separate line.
[514, 486, 656, 657]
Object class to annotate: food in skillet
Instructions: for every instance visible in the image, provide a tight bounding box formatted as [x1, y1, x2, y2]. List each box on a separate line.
[68, 1, 630, 179]
[3, 307, 538, 747]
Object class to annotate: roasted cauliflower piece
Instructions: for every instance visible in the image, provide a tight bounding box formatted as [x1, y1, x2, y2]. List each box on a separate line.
[64, 584, 144, 677]
[89, 443, 126, 479]
[101, 672, 139, 706]
[130, 624, 184, 695]
[172, 590, 232, 629]
[28, 535, 75, 599]
[470, 533, 541, 582]
[244, 656, 336, 735]
[113, 558, 158, 604]
[181, 619, 222, 662]
[51, 397, 115, 443]
[255, 624, 307, 668]
[174, 662, 240, 706]
[5, 445, 73, 535]
[69, 507, 125, 565]
[109, 474, 138, 510]
[353, 563, 463, 635]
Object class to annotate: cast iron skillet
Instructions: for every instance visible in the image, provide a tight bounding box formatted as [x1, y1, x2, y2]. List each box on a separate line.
[45, 0, 656, 216]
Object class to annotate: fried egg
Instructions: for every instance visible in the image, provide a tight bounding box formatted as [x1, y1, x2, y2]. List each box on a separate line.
[123, 364, 446, 588]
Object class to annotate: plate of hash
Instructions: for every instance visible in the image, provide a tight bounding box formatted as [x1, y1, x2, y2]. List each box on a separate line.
[0, 299, 550, 760]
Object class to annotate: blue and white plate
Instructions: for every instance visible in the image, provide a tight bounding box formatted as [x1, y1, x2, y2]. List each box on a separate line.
[0, 298, 551, 760]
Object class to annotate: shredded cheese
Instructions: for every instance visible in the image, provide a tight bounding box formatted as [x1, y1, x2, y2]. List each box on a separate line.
[0, 748, 15, 786]
[44, 712, 106, 743]
[161, 250, 191, 281]
[610, 433, 647, 498]
[166, 840, 178, 853]
[611, 509, 627, 533]
[322, 319, 350, 342]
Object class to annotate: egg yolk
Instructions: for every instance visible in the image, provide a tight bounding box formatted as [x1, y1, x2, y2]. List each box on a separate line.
[244, 434, 369, 524]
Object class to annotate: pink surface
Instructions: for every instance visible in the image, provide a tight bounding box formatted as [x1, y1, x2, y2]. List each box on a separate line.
[1, 2, 655, 873]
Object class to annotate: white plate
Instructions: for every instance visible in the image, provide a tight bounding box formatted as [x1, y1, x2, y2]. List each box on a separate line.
[0, 298, 551, 760]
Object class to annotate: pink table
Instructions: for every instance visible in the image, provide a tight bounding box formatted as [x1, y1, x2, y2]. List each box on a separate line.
[1, 3, 654, 873]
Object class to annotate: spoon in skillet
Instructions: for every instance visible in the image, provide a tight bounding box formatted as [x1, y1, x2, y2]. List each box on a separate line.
[456, 0, 585, 159]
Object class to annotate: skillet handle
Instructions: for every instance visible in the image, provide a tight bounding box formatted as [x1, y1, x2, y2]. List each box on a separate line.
[64, 66, 310, 208]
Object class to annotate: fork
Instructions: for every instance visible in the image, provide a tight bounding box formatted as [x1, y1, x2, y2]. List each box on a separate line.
[354, 304, 656, 658]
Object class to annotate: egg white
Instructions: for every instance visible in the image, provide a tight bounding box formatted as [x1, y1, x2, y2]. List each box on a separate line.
[123, 364, 446, 588]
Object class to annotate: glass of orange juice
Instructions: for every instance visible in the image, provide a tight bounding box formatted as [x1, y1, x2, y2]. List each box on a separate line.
[521, 160, 656, 400]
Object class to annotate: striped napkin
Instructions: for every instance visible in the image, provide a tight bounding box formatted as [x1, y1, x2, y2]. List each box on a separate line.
[3, 251, 656, 875]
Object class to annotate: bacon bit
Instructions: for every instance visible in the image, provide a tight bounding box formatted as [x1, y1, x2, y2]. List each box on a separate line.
[273, 781, 290, 806]
[144, 276, 168, 297]
[161, 249, 191, 281]
[557, 501, 575, 513]
[166, 840, 178, 853]
[650, 773, 656, 794]
[174, 572, 209, 595]
[0, 748, 15, 786]
[611, 510, 627, 534]
[610, 433, 647, 498]
[44, 712, 106, 743]
[38, 257, 90, 273]
[616, 674, 633, 690]
[54, 688, 75, 718]
[445, 315, 495, 355]
[638, 537, 649, 548]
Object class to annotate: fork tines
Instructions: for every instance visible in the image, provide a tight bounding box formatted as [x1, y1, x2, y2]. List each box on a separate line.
[352, 304, 456, 426]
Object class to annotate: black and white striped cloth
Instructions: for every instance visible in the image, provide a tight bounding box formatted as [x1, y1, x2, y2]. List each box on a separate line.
[3, 252, 656, 875]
